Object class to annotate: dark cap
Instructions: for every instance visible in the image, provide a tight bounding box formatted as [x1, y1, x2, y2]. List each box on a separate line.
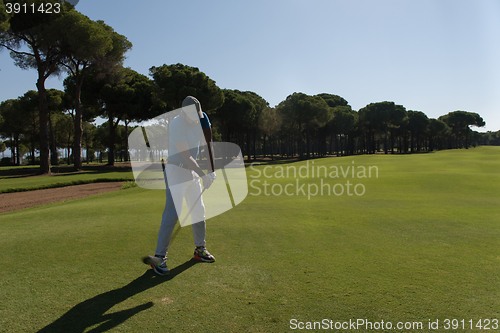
[181, 96, 204, 120]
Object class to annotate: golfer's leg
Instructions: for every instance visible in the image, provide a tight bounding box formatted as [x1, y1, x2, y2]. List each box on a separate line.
[192, 221, 206, 247]
[155, 165, 189, 256]
[155, 187, 178, 257]
[185, 173, 206, 247]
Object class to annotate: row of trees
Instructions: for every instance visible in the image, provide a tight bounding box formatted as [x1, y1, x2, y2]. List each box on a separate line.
[0, 89, 132, 166]
[0, 79, 492, 167]
[213, 91, 488, 161]
[1, 0, 132, 172]
[0, 1, 494, 172]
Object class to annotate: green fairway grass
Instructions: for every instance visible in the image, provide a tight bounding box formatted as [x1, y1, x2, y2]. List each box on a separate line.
[0, 165, 133, 193]
[0, 165, 39, 171]
[0, 147, 499, 332]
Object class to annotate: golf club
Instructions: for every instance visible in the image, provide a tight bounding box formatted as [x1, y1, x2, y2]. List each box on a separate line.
[168, 186, 206, 245]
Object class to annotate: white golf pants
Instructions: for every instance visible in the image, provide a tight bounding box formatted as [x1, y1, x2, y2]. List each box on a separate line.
[155, 164, 206, 257]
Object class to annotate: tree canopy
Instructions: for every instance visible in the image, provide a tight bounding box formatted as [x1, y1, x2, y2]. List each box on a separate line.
[149, 63, 224, 112]
[439, 110, 485, 149]
[0, 0, 75, 173]
[59, 14, 131, 170]
[277, 92, 331, 159]
[0, 0, 12, 33]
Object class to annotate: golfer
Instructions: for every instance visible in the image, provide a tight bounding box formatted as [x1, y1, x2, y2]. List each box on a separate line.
[144, 96, 217, 275]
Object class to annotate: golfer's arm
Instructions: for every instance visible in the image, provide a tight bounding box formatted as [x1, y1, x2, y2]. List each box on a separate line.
[173, 141, 205, 177]
[203, 126, 215, 173]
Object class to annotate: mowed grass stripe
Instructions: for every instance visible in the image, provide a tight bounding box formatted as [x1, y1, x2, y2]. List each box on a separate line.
[0, 147, 499, 332]
[0, 165, 134, 193]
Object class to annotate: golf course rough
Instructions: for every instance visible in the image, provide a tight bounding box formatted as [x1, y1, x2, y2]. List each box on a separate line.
[0, 147, 499, 332]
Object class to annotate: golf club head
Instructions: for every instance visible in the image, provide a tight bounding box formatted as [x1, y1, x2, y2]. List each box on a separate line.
[142, 255, 161, 266]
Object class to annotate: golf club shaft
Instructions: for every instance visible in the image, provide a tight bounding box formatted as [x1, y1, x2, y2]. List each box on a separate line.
[168, 187, 206, 246]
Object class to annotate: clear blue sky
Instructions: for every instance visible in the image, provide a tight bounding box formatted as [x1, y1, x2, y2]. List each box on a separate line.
[1, 0, 499, 132]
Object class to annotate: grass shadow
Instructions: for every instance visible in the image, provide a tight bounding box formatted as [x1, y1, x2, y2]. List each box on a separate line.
[37, 259, 199, 333]
[0, 164, 132, 180]
[0, 167, 40, 179]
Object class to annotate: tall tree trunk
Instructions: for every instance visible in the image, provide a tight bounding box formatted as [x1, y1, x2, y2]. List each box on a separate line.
[270, 135, 274, 161]
[73, 109, 83, 169]
[253, 130, 257, 161]
[306, 127, 310, 159]
[31, 130, 35, 165]
[262, 134, 267, 159]
[67, 140, 71, 165]
[15, 136, 20, 166]
[107, 115, 118, 166]
[73, 77, 84, 171]
[390, 129, 395, 154]
[298, 122, 303, 159]
[384, 128, 388, 154]
[465, 127, 469, 149]
[10, 135, 15, 164]
[246, 130, 251, 161]
[124, 120, 130, 162]
[225, 125, 231, 143]
[398, 134, 402, 153]
[37, 78, 50, 174]
[329, 133, 334, 155]
[410, 132, 414, 152]
[49, 113, 58, 165]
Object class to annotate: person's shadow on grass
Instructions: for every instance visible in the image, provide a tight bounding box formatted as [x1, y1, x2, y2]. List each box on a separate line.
[37, 259, 199, 333]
